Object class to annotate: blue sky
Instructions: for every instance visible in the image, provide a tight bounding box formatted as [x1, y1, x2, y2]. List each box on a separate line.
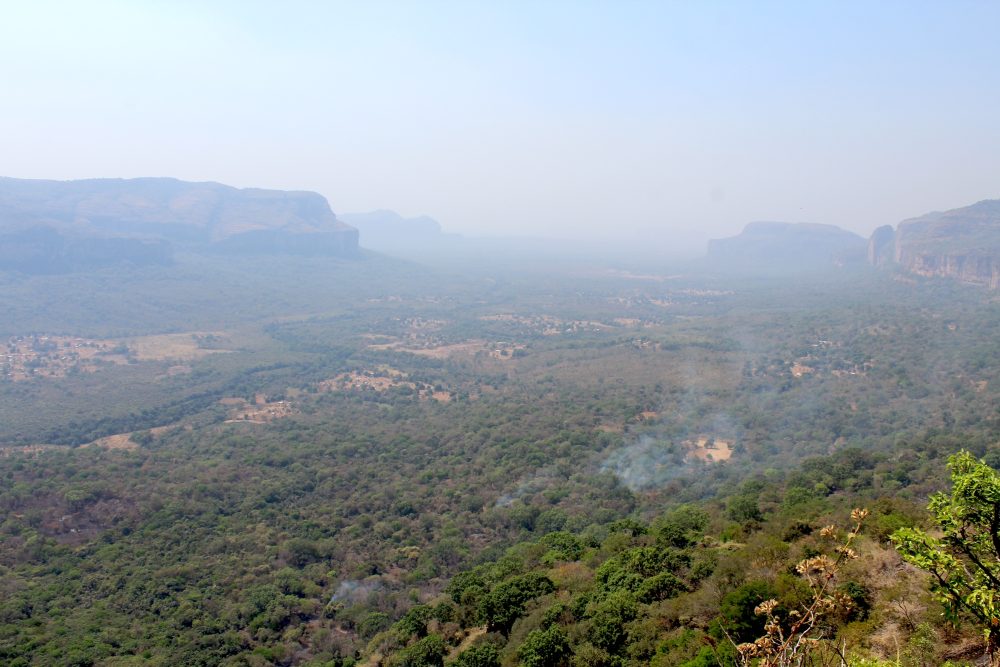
[3, 1, 999, 248]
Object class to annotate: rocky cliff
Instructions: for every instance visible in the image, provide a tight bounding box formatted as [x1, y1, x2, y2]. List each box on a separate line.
[0, 177, 358, 272]
[868, 199, 1000, 289]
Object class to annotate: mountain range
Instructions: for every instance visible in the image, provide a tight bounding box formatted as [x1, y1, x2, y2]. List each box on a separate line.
[707, 198, 1000, 287]
[0, 177, 359, 272]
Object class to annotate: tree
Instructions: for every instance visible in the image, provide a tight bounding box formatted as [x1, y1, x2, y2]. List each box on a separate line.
[894, 451, 1000, 665]
[394, 634, 447, 667]
[518, 626, 570, 667]
[452, 643, 501, 667]
[478, 573, 555, 635]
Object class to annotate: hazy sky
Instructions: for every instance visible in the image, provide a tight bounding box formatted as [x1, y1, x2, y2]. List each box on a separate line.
[3, 1, 1000, 247]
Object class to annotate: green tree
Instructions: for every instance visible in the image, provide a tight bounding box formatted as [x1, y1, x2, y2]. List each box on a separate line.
[478, 573, 555, 635]
[518, 626, 570, 667]
[395, 634, 447, 667]
[894, 451, 1000, 665]
[452, 643, 501, 667]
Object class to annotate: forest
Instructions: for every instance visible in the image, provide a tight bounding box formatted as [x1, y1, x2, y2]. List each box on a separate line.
[2, 252, 1000, 666]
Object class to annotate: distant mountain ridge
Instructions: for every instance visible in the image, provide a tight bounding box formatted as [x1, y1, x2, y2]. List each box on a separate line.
[707, 221, 867, 272]
[0, 177, 358, 272]
[868, 199, 1000, 288]
[340, 209, 453, 252]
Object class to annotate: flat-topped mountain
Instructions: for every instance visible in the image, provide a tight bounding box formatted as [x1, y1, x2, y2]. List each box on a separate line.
[869, 199, 1000, 288]
[707, 221, 867, 272]
[0, 177, 358, 272]
[339, 209, 450, 252]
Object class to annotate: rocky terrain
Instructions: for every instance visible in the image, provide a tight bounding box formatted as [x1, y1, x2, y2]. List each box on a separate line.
[0, 177, 359, 271]
[868, 199, 1000, 288]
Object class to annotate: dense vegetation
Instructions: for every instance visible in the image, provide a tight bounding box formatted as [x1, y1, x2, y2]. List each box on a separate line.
[2, 254, 1000, 665]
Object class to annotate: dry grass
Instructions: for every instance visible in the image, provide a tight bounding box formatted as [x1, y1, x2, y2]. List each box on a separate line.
[445, 627, 487, 663]
[0, 444, 63, 457]
[596, 423, 624, 433]
[368, 339, 486, 359]
[81, 433, 139, 451]
[126, 332, 230, 361]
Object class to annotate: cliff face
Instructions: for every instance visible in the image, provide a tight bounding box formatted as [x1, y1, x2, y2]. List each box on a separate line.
[0, 177, 358, 272]
[868, 199, 1000, 288]
[867, 225, 895, 267]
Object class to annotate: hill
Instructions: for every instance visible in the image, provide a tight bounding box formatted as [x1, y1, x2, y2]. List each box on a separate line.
[706, 222, 867, 272]
[340, 210, 455, 253]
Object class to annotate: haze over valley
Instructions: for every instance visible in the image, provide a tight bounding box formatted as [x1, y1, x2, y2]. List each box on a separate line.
[5, 3, 1000, 667]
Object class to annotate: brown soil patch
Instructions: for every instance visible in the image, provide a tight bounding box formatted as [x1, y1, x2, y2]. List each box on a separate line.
[791, 362, 815, 377]
[685, 436, 733, 462]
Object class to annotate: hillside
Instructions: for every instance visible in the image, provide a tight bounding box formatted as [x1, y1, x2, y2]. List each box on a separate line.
[868, 199, 1000, 288]
[0, 177, 359, 271]
[706, 222, 867, 272]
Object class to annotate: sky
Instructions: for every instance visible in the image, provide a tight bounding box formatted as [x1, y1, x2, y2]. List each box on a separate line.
[3, 0, 1000, 250]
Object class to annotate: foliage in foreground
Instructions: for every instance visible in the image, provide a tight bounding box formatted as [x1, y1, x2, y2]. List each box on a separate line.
[895, 451, 1000, 666]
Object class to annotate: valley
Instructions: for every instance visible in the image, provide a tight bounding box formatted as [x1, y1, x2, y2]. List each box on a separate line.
[2, 246, 999, 666]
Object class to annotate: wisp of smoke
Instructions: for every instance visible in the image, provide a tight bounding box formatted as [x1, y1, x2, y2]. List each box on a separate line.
[330, 577, 383, 604]
[599, 435, 685, 491]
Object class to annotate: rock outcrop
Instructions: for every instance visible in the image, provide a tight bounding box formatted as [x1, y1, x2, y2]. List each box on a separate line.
[867, 199, 1000, 289]
[0, 177, 358, 272]
[707, 221, 867, 272]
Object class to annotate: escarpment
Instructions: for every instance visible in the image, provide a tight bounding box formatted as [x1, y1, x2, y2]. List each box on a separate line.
[868, 199, 1000, 289]
[0, 177, 359, 272]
